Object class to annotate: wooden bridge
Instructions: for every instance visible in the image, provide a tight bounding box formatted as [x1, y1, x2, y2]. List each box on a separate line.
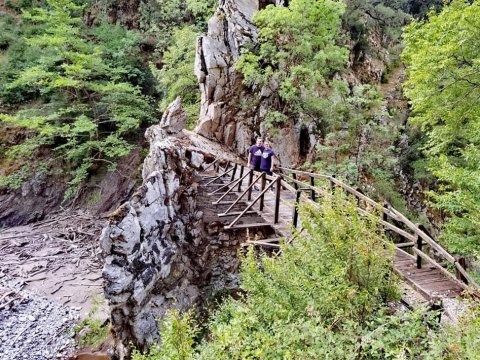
[200, 159, 479, 301]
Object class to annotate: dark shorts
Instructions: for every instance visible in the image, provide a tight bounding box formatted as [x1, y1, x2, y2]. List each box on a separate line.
[253, 164, 261, 172]
[260, 169, 272, 176]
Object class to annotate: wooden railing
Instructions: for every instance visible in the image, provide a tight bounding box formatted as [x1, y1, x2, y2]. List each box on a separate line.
[278, 166, 479, 292]
[203, 160, 282, 229]
[201, 159, 478, 292]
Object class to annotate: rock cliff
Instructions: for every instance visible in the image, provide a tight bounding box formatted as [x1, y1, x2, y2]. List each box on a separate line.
[194, 0, 305, 167]
[100, 100, 248, 357]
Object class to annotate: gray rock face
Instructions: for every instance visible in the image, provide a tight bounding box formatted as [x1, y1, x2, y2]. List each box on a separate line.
[159, 97, 187, 135]
[101, 104, 245, 356]
[0, 171, 67, 227]
[194, 0, 313, 166]
[194, 0, 258, 153]
[101, 141, 200, 351]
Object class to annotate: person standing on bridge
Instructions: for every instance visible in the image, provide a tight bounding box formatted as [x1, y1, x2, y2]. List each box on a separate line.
[260, 141, 276, 176]
[248, 137, 264, 172]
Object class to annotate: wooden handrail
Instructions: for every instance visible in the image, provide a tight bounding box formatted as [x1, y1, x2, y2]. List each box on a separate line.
[211, 166, 250, 199]
[203, 162, 478, 291]
[278, 166, 330, 180]
[278, 166, 478, 290]
[221, 172, 263, 215]
[204, 166, 235, 186]
[225, 176, 278, 229]
[202, 158, 219, 172]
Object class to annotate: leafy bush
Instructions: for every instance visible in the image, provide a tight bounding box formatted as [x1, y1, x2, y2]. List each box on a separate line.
[151, 26, 200, 129]
[136, 194, 480, 359]
[74, 295, 110, 348]
[132, 310, 198, 360]
[0, 0, 153, 199]
[402, 0, 480, 256]
[236, 0, 349, 123]
[194, 194, 401, 358]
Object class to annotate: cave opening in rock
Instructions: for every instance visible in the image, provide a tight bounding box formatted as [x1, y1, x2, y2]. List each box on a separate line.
[259, 0, 276, 10]
[299, 126, 310, 160]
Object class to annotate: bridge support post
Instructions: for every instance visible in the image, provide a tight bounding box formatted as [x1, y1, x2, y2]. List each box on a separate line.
[259, 172, 266, 211]
[215, 161, 220, 173]
[237, 165, 244, 192]
[310, 176, 316, 201]
[382, 202, 389, 222]
[247, 169, 254, 201]
[355, 188, 362, 206]
[416, 234, 423, 269]
[230, 163, 237, 182]
[456, 257, 468, 283]
[274, 176, 281, 224]
[292, 173, 298, 190]
[293, 190, 301, 228]
[330, 175, 336, 194]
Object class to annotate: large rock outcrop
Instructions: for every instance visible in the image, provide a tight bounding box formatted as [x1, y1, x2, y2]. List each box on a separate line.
[194, 0, 258, 149]
[101, 101, 251, 357]
[194, 0, 312, 167]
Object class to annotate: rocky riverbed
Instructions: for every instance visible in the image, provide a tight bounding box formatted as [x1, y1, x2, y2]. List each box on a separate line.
[0, 209, 109, 359]
[0, 283, 79, 360]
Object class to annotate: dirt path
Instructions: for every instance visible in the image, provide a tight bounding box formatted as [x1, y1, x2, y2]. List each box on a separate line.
[0, 210, 109, 359]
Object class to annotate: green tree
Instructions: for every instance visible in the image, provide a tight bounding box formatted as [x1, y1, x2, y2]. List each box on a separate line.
[236, 0, 349, 124]
[0, 0, 153, 198]
[151, 26, 200, 128]
[402, 0, 480, 255]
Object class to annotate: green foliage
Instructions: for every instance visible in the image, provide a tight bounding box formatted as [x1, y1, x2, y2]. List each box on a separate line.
[185, 0, 216, 28]
[237, 0, 349, 122]
[92, 22, 145, 85]
[237, 1, 403, 207]
[139, 0, 214, 53]
[0, 165, 30, 189]
[343, 0, 442, 65]
[344, 0, 409, 48]
[132, 310, 198, 360]
[136, 194, 480, 359]
[194, 195, 401, 358]
[402, 0, 480, 256]
[426, 306, 480, 359]
[0, 0, 153, 198]
[137, 194, 480, 359]
[315, 84, 392, 181]
[74, 295, 110, 348]
[151, 26, 199, 129]
[137, 0, 215, 129]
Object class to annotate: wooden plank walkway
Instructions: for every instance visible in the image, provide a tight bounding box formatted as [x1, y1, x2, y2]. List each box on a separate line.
[394, 250, 464, 299]
[200, 160, 478, 301]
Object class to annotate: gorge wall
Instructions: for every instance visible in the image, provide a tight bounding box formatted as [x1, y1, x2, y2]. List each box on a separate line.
[99, 0, 417, 355]
[100, 100, 269, 357]
[193, 0, 398, 169]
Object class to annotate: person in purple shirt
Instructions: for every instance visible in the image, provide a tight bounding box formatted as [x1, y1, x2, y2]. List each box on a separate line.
[248, 137, 264, 171]
[260, 141, 276, 175]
